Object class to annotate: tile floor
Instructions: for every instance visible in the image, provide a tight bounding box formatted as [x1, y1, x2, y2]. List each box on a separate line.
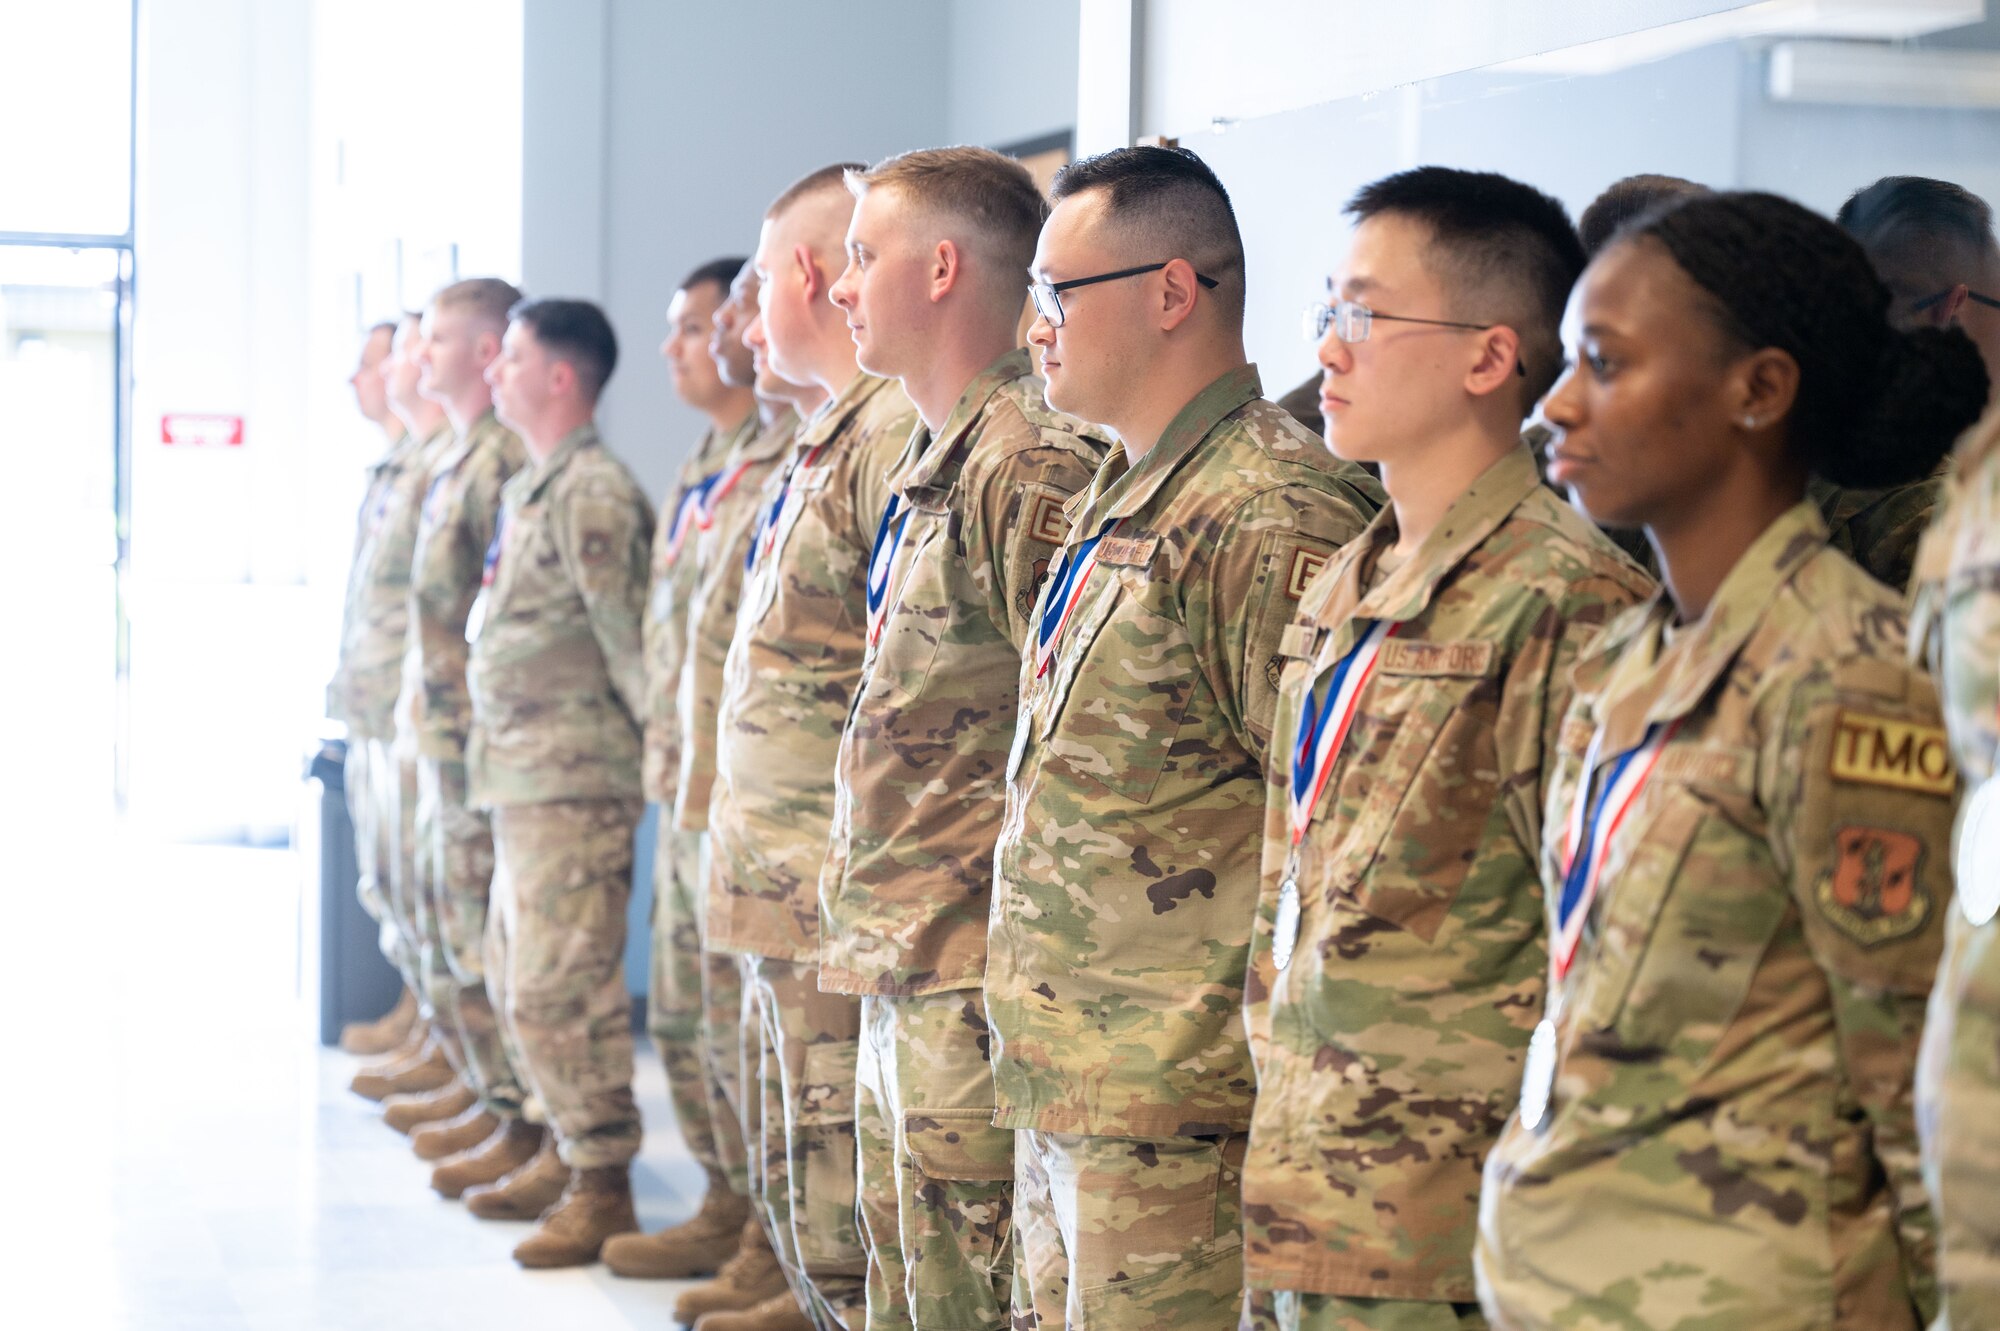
[3, 833, 707, 1330]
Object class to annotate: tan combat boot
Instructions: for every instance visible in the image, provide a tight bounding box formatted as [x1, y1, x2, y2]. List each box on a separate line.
[349, 1039, 453, 1102]
[411, 1102, 500, 1162]
[464, 1135, 569, 1220]
[602, 1168, 750, 1278]
[338, 988, 418, 1056]
[692, 1291, 814, 1331]
[672, 1221, 790, 1324]
[382, 1078, 476, 1134]
[431, 1120, 543, 1199]
[511, 1165, 639, 1268]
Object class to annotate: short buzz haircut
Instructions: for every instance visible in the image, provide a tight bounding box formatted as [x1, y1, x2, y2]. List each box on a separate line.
[1578, 174, 1709, 256]
[767, 162, 869, 221]
[1838, 176, 1999, 307]
[433, 277, 524, 333]
[366, 318, 398, 343]
[679, 256, 749, 300]
[508, 296, 619, 402]
[1047, 144, 1247, 324]
[1346, 166, 1587, 413]
[845, 146, 1048, 293]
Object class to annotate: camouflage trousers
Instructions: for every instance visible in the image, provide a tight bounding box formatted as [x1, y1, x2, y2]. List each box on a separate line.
[646, 825, 749, 1196]
[346, 737, 417, 984]
[857, 990, 1012, 1331]
[485, 798, 643, 1169]
[1920, 910, 2000, 1330]
[1262, 1293, 1485, 1331]
[414, 756, 527, 1118]
[1013, 1130, 1250, 1331]
[741, 954, 867, 1331]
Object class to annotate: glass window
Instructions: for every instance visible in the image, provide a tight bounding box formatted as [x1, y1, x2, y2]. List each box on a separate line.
[0, 0, 134, 236]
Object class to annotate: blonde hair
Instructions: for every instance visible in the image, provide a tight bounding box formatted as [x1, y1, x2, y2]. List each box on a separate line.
[433, 277, 523, 333]
[847, 146, 1047, 284]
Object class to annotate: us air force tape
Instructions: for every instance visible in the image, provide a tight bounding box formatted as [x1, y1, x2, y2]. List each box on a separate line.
[1958, 778, 2000, 927]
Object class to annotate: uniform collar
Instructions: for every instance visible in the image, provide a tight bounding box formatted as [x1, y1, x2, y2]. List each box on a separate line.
[522, 423, 601, 502]
[1309, 442, 1543, 631]
[737, 405, 800, 466]
[372, 426, 419, 476]
[1069, 363, 1263, 527]
[793, 371, 893, 459]
[891, 347, 1034, 501]
[695, 406, 759, 472]
[1586, 498, 1828, 757]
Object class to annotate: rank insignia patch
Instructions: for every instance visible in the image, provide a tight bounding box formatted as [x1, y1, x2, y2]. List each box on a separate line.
[1286, 546, 1329, 601]
[1027, 491, 1070, 548]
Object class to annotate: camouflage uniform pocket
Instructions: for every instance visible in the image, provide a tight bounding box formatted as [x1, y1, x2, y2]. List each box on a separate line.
[1577, 773, 1783, 1061]
[1040, 567, 1192, 807]
[794, 1036, 863, 1268]
[1324, 670, 1497, 944]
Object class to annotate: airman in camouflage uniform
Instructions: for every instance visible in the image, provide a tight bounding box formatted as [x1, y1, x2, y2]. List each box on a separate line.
[468, 298, 652, 1267]
[1246, 446, 1651, 1327]
[1913, 404, 2000, 1328]
[1241, 165, 1650, 1331]
[994, 363, 1381, 1327]
[1476, 502, 1953, 1329]
[820, 343, 1107, 1330]
[816, 146, 1113, 1331]
[616, 255, 764, 1281]
[386, 279, 537, 1167]
[707, 363, 914, 1330]
[995, 146, 1382, 1331]
[331, 319, 422, 1058]
[342, 314, 456, 1065]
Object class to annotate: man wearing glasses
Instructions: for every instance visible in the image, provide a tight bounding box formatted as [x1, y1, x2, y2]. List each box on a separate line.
[988, 145, 1381, 1330]
[1239, 167, 1652, 1331]
[1819, 176, 2000, 591]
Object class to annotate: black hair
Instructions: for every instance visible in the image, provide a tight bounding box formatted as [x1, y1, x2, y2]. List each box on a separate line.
[1837, 176, 1998, 308]
[1048, 144, 1246, 321]
[679, 256, 750, 300]
[508, 297, 619, 402]
[1578, 174, 1708, 257]
[1346, 165, 1587, 410]
[1630, 190, 1989, 489]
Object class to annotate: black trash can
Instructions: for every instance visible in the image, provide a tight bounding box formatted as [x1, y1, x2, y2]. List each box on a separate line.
[307, 739, 402, 1046]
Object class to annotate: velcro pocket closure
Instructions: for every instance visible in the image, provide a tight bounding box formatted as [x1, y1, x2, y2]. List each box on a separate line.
[795, 1038, 860, 1126]
[903, 1108, 1014, 1183]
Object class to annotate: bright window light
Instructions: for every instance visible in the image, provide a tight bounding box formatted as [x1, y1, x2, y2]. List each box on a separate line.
[0, 0, 134, 236]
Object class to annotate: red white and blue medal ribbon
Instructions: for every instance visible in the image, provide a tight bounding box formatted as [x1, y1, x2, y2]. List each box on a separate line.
[699, 459, 756, 532]
[1272, 619, 1397, 971]
[1034, 516, 1120, 679]
[465, 511, 507, 644]
[746, 441, 828, 573]
[662, 472, 722, 567]
[866, 495, 911, 648]
[1520, 714, 1681, 1132]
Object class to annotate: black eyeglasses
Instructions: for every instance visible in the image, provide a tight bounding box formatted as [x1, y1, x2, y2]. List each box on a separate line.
[1029, 262, 1219, 328]
[1913, 288, 2000, 314]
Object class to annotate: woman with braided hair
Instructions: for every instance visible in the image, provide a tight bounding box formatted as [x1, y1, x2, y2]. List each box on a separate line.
[1474, 191, 1988, 1330]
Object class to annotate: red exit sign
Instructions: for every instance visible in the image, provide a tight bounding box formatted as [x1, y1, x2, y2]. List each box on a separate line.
[161, 413, 245, 446]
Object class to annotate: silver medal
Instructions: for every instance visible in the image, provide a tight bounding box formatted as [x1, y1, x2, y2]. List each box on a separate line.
[1518, 1017, 1558, 1132]
[1959, 777, 2000, 927]
[463, 591, 489, 645]
[1272, 876, 1302, 971]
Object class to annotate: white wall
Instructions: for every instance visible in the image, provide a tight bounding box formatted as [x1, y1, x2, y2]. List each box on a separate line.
[130, 0, 315, 837]
[521, 0, 952, 501]
[945, 0, 1078, 148]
